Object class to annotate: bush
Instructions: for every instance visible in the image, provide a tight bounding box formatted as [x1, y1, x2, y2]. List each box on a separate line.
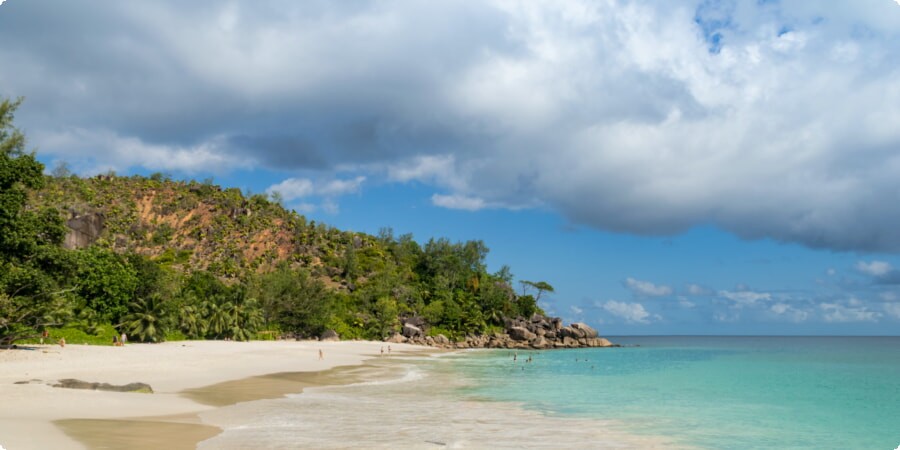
[426, 325, 456, 340]
[256, 330, 279, 341]
[164, 330, 187, 341]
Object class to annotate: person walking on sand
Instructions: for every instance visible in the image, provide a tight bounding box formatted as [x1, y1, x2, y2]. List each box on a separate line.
[112, 335, 118, 346]
[381, 346, 385, 356]
[318, 349, 323, 360]
[388, 345, 392, 355]
[120, 333, 127, 345]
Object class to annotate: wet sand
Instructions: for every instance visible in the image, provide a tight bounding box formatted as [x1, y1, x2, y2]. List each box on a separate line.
[182, 364, 392, 407]
[56, 416, 221, 450]
[0, 340, 427, 449]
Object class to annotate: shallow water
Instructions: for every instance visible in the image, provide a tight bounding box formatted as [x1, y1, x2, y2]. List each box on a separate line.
[447, 336, 900, 449]
[197, 336, 899, 449]
[197, 356, 669, 449]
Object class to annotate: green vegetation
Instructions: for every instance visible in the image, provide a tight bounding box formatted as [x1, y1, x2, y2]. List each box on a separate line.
[0, 97, 548, 346]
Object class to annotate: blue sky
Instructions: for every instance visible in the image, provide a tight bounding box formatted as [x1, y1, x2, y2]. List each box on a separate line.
[3, 0, 900, 334]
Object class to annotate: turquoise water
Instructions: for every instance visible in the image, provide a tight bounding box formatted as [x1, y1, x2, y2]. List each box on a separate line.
[438, 336, 900, 449]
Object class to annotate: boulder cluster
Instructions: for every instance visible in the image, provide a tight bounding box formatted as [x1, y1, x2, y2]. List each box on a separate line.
[381, 314, 616, 350]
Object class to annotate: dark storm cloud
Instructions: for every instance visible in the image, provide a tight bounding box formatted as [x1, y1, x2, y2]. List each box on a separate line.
[2, 0, 900, 251]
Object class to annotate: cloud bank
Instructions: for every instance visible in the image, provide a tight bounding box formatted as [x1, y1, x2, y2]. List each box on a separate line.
[2, 1, 900, 251]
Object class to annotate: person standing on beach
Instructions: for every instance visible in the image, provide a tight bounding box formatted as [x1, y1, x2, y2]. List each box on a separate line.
[381, 346, 384, 356]
[318, 349, 323, 360]
[121, 333, 127, 345]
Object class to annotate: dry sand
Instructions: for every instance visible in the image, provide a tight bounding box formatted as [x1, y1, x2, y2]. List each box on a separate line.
[0, 340, 426, 449]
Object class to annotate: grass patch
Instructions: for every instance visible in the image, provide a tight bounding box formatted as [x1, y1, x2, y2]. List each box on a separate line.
[21, 323, 120, 346]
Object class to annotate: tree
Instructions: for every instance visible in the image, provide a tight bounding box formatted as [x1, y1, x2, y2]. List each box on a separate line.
[254, 264, 330, 337]
[225, 287, 263, 341]
[520, 280, 555, 302]
[51, 161, 72, 178]
[372, 296, 399, 339]
[121, 295, 169, 342]
[74, 247, 138, 325]
[0, 97, 71, 345]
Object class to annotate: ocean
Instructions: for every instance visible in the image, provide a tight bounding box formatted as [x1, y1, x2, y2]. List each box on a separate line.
[199, 336, 900, 449]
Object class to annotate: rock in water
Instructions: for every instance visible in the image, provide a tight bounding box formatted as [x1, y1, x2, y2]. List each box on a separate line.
[571, 322, 599, 338]
[508, 326, 537, 341]
[530, 336, 551, 349]
[558, 326, 583, 339]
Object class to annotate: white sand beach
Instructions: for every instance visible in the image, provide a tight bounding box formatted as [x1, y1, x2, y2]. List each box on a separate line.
[0, 340, 425, 449]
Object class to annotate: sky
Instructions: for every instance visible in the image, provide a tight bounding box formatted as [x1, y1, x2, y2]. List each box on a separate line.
[1, 0, 899, 335]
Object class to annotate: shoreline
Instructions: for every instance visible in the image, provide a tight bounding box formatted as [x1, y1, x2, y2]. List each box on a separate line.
[193, 348, 678, 449]
[0, 340, 430, 449]
[1, 342, 674, 449]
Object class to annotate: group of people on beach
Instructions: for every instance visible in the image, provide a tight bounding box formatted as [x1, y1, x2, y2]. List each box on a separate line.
[40, 330, 66, 347]
[112, 333, 127, 346]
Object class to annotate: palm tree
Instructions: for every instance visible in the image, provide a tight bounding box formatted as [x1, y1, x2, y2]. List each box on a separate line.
[203, 299, 232, 339]
[122, 295, 168, 342]
[178, 304, 206, 339]
[520, 280, 555, 302]
[227, 293, 263, 341]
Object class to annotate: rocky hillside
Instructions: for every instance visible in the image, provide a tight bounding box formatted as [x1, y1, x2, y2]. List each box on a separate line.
[27, 173, 614, 348]
[33, 173, 365, 285]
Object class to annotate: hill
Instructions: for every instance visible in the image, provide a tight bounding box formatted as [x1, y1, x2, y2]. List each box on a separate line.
[28, 172, 617, 349]
[21, 170, 559, 342]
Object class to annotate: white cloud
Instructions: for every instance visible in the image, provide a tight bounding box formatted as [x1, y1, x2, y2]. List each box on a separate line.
[386, 155, 459, 187]
[624, 277, 673, 297]
[677, 296, 696, 308]
[601, 300, 656, 324]
[719, 290, 772, 306]
[713, 311, 740, 323]
[292, 202, 317, 214]
[769, 303, 809, 322]
[856, 260, 893, 277]
[431, 194, 488, 211]
[320, 198, 339, 215]
[36, 128, 246, 175]
[884, 303, 900, 319]
[686, 283, 712, 296]
[569, 305, 583, 315]
[266, 178, 314, 202]
[316, 176, 365, 197]
[820, 301, 882, 323]
[266, 176, 364, 202]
